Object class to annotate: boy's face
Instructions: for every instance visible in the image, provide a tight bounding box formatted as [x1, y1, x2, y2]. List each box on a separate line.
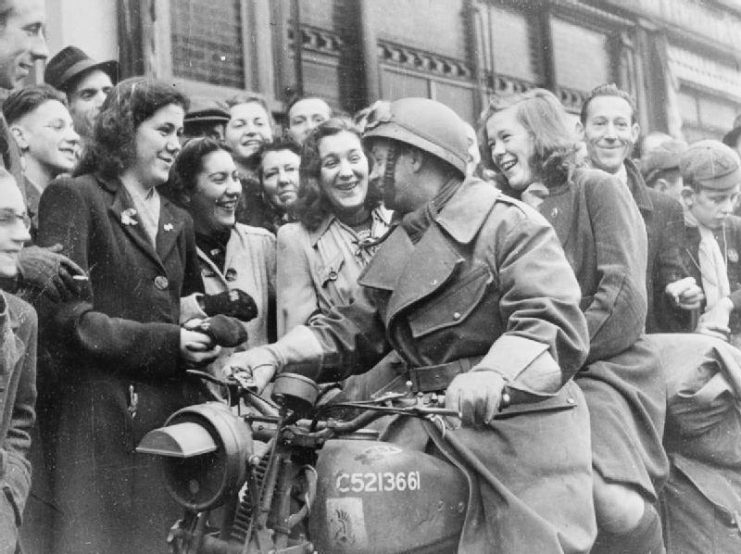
[684, 184, 739, 229]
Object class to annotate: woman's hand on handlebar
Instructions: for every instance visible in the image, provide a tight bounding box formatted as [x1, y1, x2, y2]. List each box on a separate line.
[223, 348, 278, 394]
[180, 328, 221, 367]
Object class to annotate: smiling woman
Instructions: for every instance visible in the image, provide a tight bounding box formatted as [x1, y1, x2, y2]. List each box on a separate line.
[276, 117, 392, 336]
[35, 77, 222, 554]
[480, 88, 669, 553]
[165, 137, 276, 358]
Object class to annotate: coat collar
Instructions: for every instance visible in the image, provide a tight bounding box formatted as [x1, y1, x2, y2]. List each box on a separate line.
[624, 158, 654, 214]
[435, 177, 499, 244]
[308, 205, 394, 247]
[101, 174, 183, 269]
[156, 196, 185, 260]
[0, 292, 24, 373]
[358, 178, 494, 326]
[195, 226, 244, 287]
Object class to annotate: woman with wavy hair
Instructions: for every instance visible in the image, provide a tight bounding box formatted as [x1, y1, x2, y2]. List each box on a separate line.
[276, 117, 392, 336]
[166, 137, 276, 359]
[36, 77, 219, 553]
[481, 88, 667, 553]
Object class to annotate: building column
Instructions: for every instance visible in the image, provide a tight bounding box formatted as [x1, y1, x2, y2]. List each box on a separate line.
[357, 0, 380, 105]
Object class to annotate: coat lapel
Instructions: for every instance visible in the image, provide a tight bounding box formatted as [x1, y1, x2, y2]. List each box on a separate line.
[360, 179, 496, 328]
[107, 183, 164, 270]
[196, 246, 228, 288]
[358, 227, 413, 291]
[540, 184, 578, 252]
[383, 224, 463, 328]
[156, 197, 185, 261]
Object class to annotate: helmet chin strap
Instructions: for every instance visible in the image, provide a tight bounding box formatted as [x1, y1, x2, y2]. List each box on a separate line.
[381, 142, 400, 198]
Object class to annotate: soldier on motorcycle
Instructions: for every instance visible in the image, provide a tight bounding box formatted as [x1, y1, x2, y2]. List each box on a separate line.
[226, 97, 597, 553]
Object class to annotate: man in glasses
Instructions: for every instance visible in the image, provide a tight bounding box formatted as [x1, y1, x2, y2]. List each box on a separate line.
[0, 169, 37, 554]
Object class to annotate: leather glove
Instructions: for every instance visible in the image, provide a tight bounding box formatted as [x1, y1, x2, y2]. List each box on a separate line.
[203, 289, 258, 322]
[445, 371, 506, 427]
[17, 244, 89, 303]
[224, 348, 278, 394]
[183, 315, 248, 348]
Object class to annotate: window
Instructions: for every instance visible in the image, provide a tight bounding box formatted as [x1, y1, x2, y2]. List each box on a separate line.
[170, 0, 244, 88]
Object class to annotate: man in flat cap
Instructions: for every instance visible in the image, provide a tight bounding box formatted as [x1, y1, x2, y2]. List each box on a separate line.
[182, 97, 230, 142]
[642, 138, 688, 203]
[679, 140, 741, 343]
[44, 45, 118, 154]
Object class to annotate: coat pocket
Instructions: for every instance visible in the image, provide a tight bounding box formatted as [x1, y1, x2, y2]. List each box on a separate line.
[408, 264, 493, 339]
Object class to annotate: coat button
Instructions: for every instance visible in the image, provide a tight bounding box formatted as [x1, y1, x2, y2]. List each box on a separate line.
[154, 276, 169, 290]
[328, 270, 338, 281]
[225, 268, 238, 282]
[453, 312, 461, 320]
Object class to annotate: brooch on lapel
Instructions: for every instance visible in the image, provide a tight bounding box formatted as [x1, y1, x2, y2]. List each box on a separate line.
[121, 208, 138, 226]
[163, 223, 174, 232]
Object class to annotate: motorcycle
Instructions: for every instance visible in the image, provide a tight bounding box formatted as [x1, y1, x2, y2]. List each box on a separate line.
[137, 371, 469, 554]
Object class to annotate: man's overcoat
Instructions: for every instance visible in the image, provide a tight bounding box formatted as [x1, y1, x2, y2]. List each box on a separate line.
[287, 178, 597, 553]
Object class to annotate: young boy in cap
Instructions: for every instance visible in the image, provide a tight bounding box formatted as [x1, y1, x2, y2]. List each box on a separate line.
[679, 139, 741, 344]
[642, 138, 688, 203]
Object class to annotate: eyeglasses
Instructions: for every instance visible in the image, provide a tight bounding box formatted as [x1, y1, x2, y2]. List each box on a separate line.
[0, 209, 31, 230]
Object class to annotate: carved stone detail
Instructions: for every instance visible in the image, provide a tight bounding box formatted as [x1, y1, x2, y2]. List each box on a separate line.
[287, 24, 343, 55]
[556, 85, 587, 112]
[377, 41, 472, 80]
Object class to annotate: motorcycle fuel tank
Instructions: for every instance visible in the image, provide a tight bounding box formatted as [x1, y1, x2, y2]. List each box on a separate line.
[310, 439, 467, 553]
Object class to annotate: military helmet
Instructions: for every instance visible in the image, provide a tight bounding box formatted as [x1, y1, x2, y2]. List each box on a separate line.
[363, 97, 468, 175]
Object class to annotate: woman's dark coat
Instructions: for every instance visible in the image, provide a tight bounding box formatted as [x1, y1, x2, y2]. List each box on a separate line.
[539, 168, 669, 500]
[35, 173, 204, 553]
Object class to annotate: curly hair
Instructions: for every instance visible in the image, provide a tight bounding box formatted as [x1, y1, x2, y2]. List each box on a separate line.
[479, 88, 578, 189]
[294, 117, 380, 231]
[3, 84, 68, 125]
[74, 77, 189, 179]
[160, 137, 232, 207]
[258, 138, 301, 173]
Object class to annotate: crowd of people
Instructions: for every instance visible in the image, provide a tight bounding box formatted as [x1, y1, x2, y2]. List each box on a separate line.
[1, 1, 741, 553]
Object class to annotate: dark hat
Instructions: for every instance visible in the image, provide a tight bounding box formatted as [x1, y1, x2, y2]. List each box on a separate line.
[641, 139, 688, 183]
[680, 139, 741, 191]
[44, 46, 119, 93]
[184, 97, 230, 126]
[723, 114, 741, 148]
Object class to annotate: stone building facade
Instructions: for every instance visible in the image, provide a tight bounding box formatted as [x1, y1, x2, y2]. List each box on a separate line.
[46, 0, 741, 141]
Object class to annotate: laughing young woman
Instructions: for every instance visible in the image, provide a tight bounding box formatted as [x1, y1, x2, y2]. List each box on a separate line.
[276, 117, 392, 336]
[168, 137, 276, 357]
[480, 88, 667, 554]
[36, 77, 219, 554]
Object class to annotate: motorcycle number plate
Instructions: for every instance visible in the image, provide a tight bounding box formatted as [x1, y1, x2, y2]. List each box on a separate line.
[335, 471, 421, 493]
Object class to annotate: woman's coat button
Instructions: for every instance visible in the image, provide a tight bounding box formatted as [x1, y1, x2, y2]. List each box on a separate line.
[154, 276, 169, 290]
